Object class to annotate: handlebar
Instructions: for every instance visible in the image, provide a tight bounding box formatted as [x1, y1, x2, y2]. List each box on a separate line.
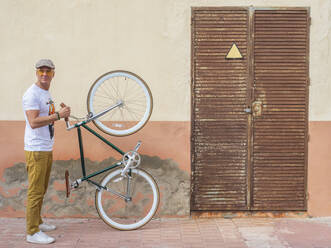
[65, 119, 76, 130]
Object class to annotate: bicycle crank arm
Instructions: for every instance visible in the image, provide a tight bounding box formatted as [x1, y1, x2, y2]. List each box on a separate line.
[134, 141, 142, 152]
[121, 156, 133, 177]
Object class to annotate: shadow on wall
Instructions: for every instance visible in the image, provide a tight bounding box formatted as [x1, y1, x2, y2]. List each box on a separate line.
[0, 155, 190, 217]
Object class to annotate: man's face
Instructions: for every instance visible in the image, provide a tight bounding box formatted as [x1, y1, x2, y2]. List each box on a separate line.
[36, 66, 54, 89]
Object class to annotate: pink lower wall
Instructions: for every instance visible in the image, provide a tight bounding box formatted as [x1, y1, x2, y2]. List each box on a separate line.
[0, 120, 330, 216]
[307, 122, 331, 216]
[0, 120, 190, 179]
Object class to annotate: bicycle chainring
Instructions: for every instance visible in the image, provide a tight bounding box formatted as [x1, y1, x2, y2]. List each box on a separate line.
[122, 151, 141, 169]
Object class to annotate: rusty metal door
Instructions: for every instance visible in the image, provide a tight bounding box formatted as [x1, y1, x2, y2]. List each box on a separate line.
[191, 8, 250, 210]
[191, 7, 309, 211]
[251, 9, 310, 210]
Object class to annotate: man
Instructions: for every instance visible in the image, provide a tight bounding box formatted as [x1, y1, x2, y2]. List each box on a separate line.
[22, 59, 70, 244]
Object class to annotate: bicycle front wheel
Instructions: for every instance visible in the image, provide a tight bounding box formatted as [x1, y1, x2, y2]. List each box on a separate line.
[95, 168, 159, 230]
[87, 70, 153, 136]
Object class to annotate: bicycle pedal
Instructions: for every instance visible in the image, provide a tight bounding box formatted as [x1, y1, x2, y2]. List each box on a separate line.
[65, 170, 70, 198]
[71, 179, 81, 189]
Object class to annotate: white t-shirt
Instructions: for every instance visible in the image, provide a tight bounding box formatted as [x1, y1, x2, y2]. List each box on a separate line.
[22, 84, 54, 151]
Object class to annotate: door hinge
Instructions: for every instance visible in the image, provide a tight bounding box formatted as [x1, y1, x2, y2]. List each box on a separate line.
[308, 17, 312, 26]
[306, 192, 309, 200]
[307, 134, 310, 142]
[308, 78, 311, 86]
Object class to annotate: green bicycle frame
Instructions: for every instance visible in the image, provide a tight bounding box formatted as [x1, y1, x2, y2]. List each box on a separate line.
[75, 123, 126, 186]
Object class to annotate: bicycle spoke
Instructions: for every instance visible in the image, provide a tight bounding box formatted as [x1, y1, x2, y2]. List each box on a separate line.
[100, 82, 116, 100]
[125, 104, 147, 112]
[119, 106, 125, 122]
[124, 99, 147, 106]
[107, 107, 121, 120]
[124, 88, 144, 103]
[94, 93, 116, 102]
[122, 78, 138, 100]
[123, 107, 140, 122]
[109, 79, 122, 100]
[123, 78, 129, 102]
[125, 105, 145, 117]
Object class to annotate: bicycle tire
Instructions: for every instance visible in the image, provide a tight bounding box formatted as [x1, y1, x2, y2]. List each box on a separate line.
[95, 168, 159, 230]
[87, 70, 153, 136]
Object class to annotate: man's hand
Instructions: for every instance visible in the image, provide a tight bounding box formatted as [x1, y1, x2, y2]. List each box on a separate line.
[59, 103, 70, 119]
[25, 102, 71, 129]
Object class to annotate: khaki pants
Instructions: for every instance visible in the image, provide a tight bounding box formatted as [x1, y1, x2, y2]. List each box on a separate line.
[24, 151, 53, 235]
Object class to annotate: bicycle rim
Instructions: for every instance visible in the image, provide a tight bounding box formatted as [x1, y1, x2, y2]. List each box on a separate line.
[95, 168, 159, 230]
[87, 71, 153, 136]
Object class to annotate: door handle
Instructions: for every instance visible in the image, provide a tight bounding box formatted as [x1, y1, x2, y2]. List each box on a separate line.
[244, 102, 263, 116]
[252, 101, 263, 117]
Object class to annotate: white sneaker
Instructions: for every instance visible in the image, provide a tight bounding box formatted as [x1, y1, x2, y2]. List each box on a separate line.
[26, 231, 55, 244]
[39, 223, 56, 232]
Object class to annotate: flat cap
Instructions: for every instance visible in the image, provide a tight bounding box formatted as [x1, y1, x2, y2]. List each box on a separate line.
[35, 59, 55, 69]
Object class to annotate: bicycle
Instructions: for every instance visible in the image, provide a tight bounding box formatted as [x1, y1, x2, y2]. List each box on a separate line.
[64, 70, 159, 231]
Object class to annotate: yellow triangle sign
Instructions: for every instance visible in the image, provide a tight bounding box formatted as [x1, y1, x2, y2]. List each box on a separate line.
[226, 43, 243, 59]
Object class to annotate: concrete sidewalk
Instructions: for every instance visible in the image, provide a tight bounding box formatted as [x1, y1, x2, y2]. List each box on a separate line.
[1, 217, 331, 248]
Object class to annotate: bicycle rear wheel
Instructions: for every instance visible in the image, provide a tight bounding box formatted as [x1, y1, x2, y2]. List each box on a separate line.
[87, 70, 153, 136]
[95, 168, 159, 230]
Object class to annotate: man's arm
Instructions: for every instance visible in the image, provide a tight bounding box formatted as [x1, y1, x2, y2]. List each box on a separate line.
[26, 105, 71, 129]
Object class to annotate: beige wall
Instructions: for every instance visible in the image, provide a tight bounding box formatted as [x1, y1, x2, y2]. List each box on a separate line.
[0, 0, 330, 121]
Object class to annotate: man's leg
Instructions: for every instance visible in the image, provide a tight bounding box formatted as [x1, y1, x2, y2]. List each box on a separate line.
[38, 152, 53, 225]
[25, 151, 49, 235]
